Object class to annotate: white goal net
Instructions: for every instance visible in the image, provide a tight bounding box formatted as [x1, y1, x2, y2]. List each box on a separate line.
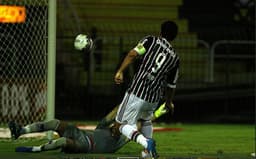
[0, 0, 49, 126]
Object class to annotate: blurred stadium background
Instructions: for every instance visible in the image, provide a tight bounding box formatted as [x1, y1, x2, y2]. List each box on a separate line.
[0, 0, 255, 125]
[0, 0, 254, 158]
[55, 0, 255, 123]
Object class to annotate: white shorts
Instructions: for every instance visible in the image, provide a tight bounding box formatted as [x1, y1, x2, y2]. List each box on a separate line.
[115, 92, 158, 127]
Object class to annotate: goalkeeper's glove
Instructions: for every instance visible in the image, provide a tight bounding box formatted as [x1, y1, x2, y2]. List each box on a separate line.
[153, 102, 174, 119]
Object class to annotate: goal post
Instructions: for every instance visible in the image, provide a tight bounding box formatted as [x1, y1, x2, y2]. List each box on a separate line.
[0, 0, 55, 126]
[47, 0, 56, 122]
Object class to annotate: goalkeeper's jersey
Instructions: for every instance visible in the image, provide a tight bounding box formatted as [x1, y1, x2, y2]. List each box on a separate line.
[62, 123, 129, 153]
[128, 35, 180, 103]
[91, 128, 129, 153]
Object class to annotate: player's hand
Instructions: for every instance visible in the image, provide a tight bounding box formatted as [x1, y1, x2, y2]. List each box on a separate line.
[114, 71, 124, 84]
[165, 102, 175, 115]
[153, 102, 175, 120]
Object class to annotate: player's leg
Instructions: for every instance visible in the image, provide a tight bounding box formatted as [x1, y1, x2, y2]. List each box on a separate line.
[139, 112, 156, 158]
[119, 123, 158, 158]
[15, 137, 74, 152]
[36, 125, 91, 153]
[139, 119, 153, 138]
[115, 92, 159, 158]
[16, 125, 91, 153]
[9, 119, 67, 139]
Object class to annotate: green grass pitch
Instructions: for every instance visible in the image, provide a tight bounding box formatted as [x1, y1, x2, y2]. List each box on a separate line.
[0, 123, 254, 159]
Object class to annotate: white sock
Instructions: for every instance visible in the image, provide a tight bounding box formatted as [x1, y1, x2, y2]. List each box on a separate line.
[141, 124, 153, 138]
[32, 146, 42, 152]
[136, 134, 148, 148]
[120, 124, 148, 148]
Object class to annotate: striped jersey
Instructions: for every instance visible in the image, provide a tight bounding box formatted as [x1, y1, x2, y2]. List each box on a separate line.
[127, 35, 179, 103]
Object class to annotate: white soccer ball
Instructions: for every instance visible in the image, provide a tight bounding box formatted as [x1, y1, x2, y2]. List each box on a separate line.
[74, 34, 93, 51]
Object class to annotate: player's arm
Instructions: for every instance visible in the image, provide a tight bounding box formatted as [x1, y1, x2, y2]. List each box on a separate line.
[114, 36, 153, 84]
[165, 58, 179, 108]
[165, 87, 175, 112]
[152, 88, 176, 121]
[153, 60, 179, 120]
[114, 49, 138, 84]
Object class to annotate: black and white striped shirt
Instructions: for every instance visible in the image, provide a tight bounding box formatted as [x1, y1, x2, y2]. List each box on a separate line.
[128, 35, 179, 103]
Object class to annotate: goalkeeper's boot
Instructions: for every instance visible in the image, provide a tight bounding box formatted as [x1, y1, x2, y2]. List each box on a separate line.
[146, 138, 159, 159]
[8, 121, 22, 139]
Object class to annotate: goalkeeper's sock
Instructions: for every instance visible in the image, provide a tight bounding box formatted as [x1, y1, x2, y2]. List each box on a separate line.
[32, 146, 42, 152]
[15, 146, 42, 152]
[20, 119, 60, 134]
[120, 124, 148, 149]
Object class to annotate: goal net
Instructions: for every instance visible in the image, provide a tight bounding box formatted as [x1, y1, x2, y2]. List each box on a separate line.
[0, 0, 49, 126]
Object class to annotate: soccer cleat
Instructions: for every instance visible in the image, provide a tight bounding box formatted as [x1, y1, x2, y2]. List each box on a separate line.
[8, 121, 22, 139]
[146, 138, 159, 159]
[15, 146, 33, 152]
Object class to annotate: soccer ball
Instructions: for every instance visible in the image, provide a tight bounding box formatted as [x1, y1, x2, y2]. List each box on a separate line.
[74, 34, 93, 51]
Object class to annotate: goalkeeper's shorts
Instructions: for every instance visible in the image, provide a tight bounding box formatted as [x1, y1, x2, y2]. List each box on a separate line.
[62, 124, 93, 153]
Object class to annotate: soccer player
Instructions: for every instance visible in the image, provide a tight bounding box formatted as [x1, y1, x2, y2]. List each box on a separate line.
[9, 118, 128, 154]
[8, 102, 171, 156]
[114, 20, 179, 158]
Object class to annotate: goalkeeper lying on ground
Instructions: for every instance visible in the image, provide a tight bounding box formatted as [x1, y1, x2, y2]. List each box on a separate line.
[9, 102, 173, 155]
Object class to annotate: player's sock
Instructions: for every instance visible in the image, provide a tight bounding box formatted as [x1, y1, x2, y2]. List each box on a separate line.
[120, 124, 148, 148]
[15, 146, 42, 152]
[20, 119, 60, 135]
[41, 137, 67, 151]
[140, 120, 153, 138]
[31, 146, 42, 152]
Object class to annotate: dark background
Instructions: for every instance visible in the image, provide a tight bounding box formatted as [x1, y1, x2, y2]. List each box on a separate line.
[53, 0, 255, 123]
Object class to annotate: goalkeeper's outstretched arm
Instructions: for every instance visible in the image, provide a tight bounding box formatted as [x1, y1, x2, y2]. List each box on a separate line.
[15, 137, 69, 152]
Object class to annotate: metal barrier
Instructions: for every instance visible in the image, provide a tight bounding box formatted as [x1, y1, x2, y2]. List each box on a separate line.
[209, 40, 256, 83]
[197, 39, 210, 82]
